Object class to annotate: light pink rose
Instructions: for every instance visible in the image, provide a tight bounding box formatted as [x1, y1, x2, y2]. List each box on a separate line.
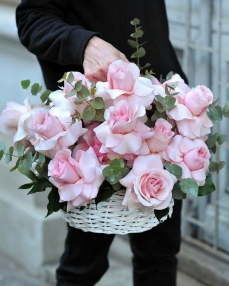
[146, 118, 175, 152]
[94, 100, 152, 155]
[183, 85, 213, 116]
[160, 135, 211, 186]
[26, 108, 86, 157]
[0, 98, 44, 136]
[73, 122, 110, 165]
[120, 154, 176, 212]
[48, 147, 104, 211]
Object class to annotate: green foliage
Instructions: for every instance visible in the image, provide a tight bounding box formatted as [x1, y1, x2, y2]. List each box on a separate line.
[102, 159, 130, 185]
[206, 132, 227, 154]
[172, 182, 187, 200]
[46, 186, 67, 217]
[21, 79, 30, 89]
[198, 177, 215, 196]
[164, 163, 182, 179]
[95, 181, 117, 207]
[179, 178, 199, 197]
[209, 161, 225, 174]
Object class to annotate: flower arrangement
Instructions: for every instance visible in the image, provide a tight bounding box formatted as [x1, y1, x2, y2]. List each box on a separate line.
[0, 19, 229, 223]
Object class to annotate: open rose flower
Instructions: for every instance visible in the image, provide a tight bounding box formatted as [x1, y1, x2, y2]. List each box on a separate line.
[25, 107, 87, 158]
[95, 60, 155, 108]
[48, 147, 104, 211]
[120, 154, 176, 213]
[146, 118, 175, 153]
[94, 100, 153, 156]
[160, 135, 211, 186]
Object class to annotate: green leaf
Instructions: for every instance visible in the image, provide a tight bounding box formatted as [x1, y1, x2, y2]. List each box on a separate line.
[67, 89, 77, 97]
[206, 133, 219, 149]
[155, 100, 164, 113]
[18, 182, 34, 189]
[46, 187, 67, 217]
[151, 110, 167, 121]
[131, 30, 144, 38]
[21, 79, 30, 89]
[172, 182, 187, 200]
[31, 83, 41, 95]
[165, 96, 176, 108]
[217, 134, 227, 145]
[130, 18, 140, 25]
[17, 142, 25, 157]
[17, 163, 37, 181]
[131, 47, 146, 58]
[93, 109, 105, 122]
[27, 178, 51, 194]
[209, 161, 225, 174]
[208, 105, 223, 121]
[90, 97, 104, 109]
[180, 178, 199, 197]
[166, 71, 174, 80]
[5, 146, 14, 164]
[82, 105, 96, 121]
[0, 142, 6, 152]
[40, 90, 51, 102]
[198, 177, 215, 196]
[165, 163, 182, 179]
[154, 207, 169, 222]
[74, 80, 82, 91]
[66, 72, 74, 84]
[0, 150, 4, 160]
[223, 101, 229, 117]
[127, 39, 139, 48]
[10, 157, 22, 172]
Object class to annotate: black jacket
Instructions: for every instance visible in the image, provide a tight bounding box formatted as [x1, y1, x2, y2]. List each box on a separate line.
[16, 0, 187, 90]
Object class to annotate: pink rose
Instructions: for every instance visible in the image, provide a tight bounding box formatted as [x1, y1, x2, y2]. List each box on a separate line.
[94, 100, 152, 155]
[146, 118, 175, 152]
[183, 85, 213, 116]
[26, 108, 86, 157]
[48, 147, 104, 211]
[120, 154, 176, 212]
[161, 135, 211, 186]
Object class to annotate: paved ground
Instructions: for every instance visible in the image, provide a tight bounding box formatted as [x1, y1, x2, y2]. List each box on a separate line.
[0, 236, 206, 286]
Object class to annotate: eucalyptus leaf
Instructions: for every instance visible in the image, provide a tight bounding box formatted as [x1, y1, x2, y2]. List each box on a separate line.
[130, 18, 140, 25]
[21, 79, 30, 89]
[5, 146, 14, 164]
[82, 105, 96, 121]
[180, 178, 199, 197]
[166, 71, 173, 80]
[0, 142, 6, 152]
[10, 157, 22, 172]
[172, 182, 187, 200]
[17, 142, 25, 157]
[66, 72, 74, 84]
[198, 177, 215, 196]
[90, 97, 104, 109]
[127, 39, 139, 48]
[31, 83, 41, 95]
[0, 150, 4, 160]
[217, 134, 227, 145]
[223, 101, 229, 117]
[165, 163, 182, 179]
[131, 47, 146, 58]
[40, 90, 51, 102]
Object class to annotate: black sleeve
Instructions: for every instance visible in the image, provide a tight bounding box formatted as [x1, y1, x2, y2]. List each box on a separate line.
[16, 0, 100, 66]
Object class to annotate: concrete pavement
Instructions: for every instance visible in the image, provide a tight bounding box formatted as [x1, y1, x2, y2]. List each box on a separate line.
[0, 236, 206, 286]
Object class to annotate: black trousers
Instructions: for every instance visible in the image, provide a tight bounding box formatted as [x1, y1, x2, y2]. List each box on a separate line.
[56, 200, 182, 286]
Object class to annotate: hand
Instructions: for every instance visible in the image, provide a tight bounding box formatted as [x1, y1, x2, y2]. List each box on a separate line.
[83, 36, 128, 82]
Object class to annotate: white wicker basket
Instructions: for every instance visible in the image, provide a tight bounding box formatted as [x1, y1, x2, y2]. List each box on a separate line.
[60, 190, 174, 235]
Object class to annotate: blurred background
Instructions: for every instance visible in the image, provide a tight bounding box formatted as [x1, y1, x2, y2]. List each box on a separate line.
[0, 0, 229, 285]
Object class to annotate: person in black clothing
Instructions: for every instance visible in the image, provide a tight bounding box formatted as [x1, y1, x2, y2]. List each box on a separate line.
[16, 1, 187, 285]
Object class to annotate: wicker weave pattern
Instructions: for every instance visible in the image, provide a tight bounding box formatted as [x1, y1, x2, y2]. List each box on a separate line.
[60, 190, 174, 235]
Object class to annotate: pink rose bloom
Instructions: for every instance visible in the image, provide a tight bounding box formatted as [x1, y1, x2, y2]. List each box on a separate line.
[183, 85, 213, 116]
[0, 98, 45, 136]
[49, 90, 88, 116]
[48, 147, 104, 211]
[73, 122, 110, 165]
[161, 135, 211, 186]
[120, 154, 176, 212]
[26, 108, 86, 157]
[146, 118, 175, 152]
[95, 60, 155, 108]
[94, 100, 152, 155]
